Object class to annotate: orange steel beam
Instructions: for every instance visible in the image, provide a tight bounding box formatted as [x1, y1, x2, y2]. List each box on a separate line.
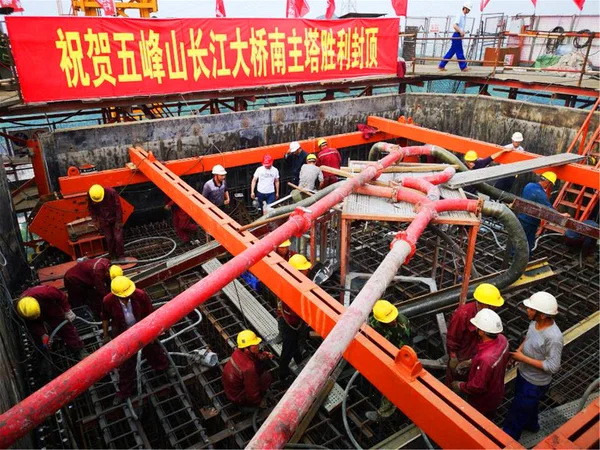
[368, 116, 600, 190]
[129, 146, 519, 449]
[464, 78, 600, 98]
[535, 398, 599, 449]
[29, 139, 50, 196]
[59, 131, 394, 195]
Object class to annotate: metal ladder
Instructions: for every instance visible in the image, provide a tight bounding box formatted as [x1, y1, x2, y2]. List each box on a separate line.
[539, 99, 600, 234]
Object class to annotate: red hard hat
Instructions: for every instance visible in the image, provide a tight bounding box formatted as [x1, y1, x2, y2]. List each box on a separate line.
[262, 155, 273, 166]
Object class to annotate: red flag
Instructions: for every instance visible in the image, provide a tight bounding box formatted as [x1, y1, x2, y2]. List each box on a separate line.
[97, 0, 115, 16]
[326, 0, 335, 19]
[480, 0, 491, 11]
[573, 0, 585, 10]
[391, 0, 408, 16]
[286, 0, 310, 18]
[216, 0, 226, 17]
[0, 0, 24, 12]
[531, 0, 537, 6]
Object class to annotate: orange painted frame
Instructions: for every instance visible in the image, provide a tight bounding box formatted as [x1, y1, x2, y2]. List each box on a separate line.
[368, 116, 600, 190]
[534, 399, 599, 449]
[59, 131, 394, 195]
[129, 146, 520, 449]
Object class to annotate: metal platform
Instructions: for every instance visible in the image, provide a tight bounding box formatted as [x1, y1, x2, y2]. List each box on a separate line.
[445, 153, 585, 188]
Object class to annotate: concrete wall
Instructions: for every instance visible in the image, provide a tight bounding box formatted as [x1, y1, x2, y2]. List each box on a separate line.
[0, 163, 32, 448]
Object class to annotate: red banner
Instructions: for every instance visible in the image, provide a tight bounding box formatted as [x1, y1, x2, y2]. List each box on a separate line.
[6, 17, 399, 104]
[0, 0, 23, 12]
[97, 0, 116, 16]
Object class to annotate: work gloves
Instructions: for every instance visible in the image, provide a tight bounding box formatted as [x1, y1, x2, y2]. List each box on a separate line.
[455, 359, 472, 376]
[65, 310, 76, 322]
[448, 356, 459, 372]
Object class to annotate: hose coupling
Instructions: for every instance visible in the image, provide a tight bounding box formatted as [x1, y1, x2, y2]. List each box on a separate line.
[290, 207, 313, 237]
[390, 231, 417, 263]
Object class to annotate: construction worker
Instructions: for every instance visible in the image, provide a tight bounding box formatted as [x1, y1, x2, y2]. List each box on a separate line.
[202, 165, 230, 209]
[438, 2, 472, 72]
[446, 283, 504, 385]
[451, 309, 510, 420]
[250, 155, 280, 214]
[518, 172, 569, 253]
[102, 276, 173, 404]
[64, 258, 122, 318]
[275, 240, 294, 261]
[88, 184, 125, 260]
[316, 138, 341, 188]
[463, 148, 510, 195]
[503, 292, 563, 440]
[165, 197, 199, 244]
[365, 300, 411, 422]
[16, 285, 88, 360]
[495, 132, 525, 191]
[285, 141, 308, 187]
[278, 254, 311, 382]
[564, 219, 598, 257]
[222, 330, 274, 408]
[298, 154, 324, 191]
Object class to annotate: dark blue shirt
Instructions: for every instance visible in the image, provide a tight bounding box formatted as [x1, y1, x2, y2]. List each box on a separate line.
[285, 150, 308, 186]
[518, 182, 553, 226]
[464, 156, 493, 195]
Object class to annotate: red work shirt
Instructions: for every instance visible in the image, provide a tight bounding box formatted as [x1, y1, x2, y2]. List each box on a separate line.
[88, 187, 123, 225]
[459, 334, 510, 416]
[277, 300, 302, 329]
[316, 146, 342, 177]
[222, 348, 265, 406]
[101, 289, 154, 337]
[17, 285, 71, 339]
[446, 302, 478, 361]
[64, 257, 111, 297]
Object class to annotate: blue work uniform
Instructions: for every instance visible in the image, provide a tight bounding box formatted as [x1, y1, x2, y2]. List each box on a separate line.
[518, 182, 554, 252]
[439, 13, 468, 71]
[464, 156, 493, 195]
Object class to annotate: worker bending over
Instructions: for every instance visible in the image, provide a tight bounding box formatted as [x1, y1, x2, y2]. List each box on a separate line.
[165, 198, 199, 244]
[316, 138, 341, 188]
[285, 142, 308, 187]
[463, 148, 510, 195]
[16, 285, 88, 360]
[88, 184, 125, 260]
[251, 155, 280, 214]
[298, 154, 324, 191]
[503, 292, 563, 440]
[102, 276, 173, 404]
[451, 309, 510, 419]
[202, 165, 230, 209]
[64, 258, 122, 318]
[278, 254, 312, 382]
[446, 283, 504, 385]
[495, 132, 525, 192]
[518, 171, 568, 253]
[365, 300, 411, 422]
[222, 330, 274, 408]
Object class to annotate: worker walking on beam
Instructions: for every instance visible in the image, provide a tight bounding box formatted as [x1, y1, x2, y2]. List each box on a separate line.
[202, 164, 230, 210]
[517, 172, 569, 254]
[463, 148, 510, 195]
[278, 254, 312, 382]
[316, 138, 341, 188]
[503, 292, 563, 440]
[64, 258, 122, 319]
[495, 132, 525, 192]
[451, 309, 510, 420]
[365, 300, 411, 422]
[285, 141, 308, 187]
[446, 283, 504, 385]
[222, 330, 274, 409]
[16, 285, 88, 361]
[251, 155, 280, 214]
[88, 184, 125, 260]
[438, 2, 472, 72]
[102, 276, 174, 404]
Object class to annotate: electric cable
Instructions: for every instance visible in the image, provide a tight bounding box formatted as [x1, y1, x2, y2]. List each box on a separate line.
[342, 370, 363, 450]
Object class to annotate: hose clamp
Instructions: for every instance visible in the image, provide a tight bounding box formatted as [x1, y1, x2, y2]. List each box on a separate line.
[290, 207, 313, 237]
[390, 230, 417, 263]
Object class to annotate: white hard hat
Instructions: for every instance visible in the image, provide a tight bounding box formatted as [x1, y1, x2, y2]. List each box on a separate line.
[212, 164, 227, 175]
[523, 292, 558, 316]
[463, 1, 473, 10]
[512, 132, 524, 142]
[470, 309, 503, 334]
[289, 141, 301, 153]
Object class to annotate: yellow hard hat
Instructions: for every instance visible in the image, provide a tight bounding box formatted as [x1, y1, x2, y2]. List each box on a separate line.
[373, 300, 398, 323]
[17, 297, 41, 320]
[317, 138, 327, 147]
[541, 171, 557, 185]
[279, 240, 292, 248]
[111, 276, 136, 298]
[306, 154, 317, 162]
[89, 184, 105, 202]
[109, 265, 123, 280]
[464, 150, 478, 162]
[473, 283, 504, 307]
[289, 254, 312, 271]
[237, 330, 262, 349]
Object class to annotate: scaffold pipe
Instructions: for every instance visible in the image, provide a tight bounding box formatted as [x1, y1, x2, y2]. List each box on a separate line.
[0, 144, 432, 448]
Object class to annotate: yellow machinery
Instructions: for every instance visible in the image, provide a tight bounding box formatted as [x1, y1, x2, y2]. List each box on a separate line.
[71, 0, 158, 17]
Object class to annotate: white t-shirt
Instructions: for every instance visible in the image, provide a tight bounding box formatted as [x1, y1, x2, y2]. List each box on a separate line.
[253, 166, 279, 194]
[504, 143, 524, 151]
[454, 13, 467, 32]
